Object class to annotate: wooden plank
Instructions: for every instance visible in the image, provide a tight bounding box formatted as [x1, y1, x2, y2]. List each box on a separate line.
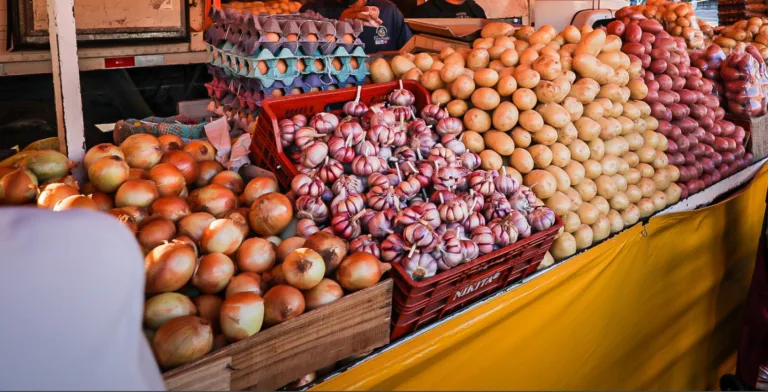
[164, 280, 393, 391]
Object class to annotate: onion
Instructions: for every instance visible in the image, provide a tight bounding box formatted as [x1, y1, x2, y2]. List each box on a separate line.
[120, 134, 163, 170]
[283, 248, 326, 289]
[236, 237, 276, 273]
[172, 235, 199, 256]
[184, 140, 216, 161]
[265, 263, 288, 286]
[109, 206, 149, 226]
[87, 156, 130, 193]
[149, 163, 186, 197]
[196, 161, 224, 187]
[220, 292, 265, 341]
[335, 253, 390, 291]
[303, 278, 343, 310]
[242, 177, 280, 207]
[226, 272, 265, 298]
[143, 292, 196, 329]
[137, 216, 176, 249]
[53, 194, 100, 211]
[192, 294, 223, 332]
[37, 183, 79, 209]
[129, 168, 150, 180]
[159, 134, 183, 153]
[266, 236, 282, 247]
[150, 196, 191, 222]
[144, 242, 197, 293]
[161, 150, 199, 185]
[19, 150, 76, 182]
[84, 143, 124, 169]
[211, 171, 244, 194]
[264, 285, 305, 326]
[277, 237, 306, 263]
[88, 192, 114, 211]
[153, 316, 213, 369]
[41, 175, 79, 190]
[114, 214, 138, 235]
[248, 193, 293, 236]
[188, 184, 237, 216]
[115, 180, 159, 208]
[192, 253, 235, 294]
[201, 218, 246, 255]
[0, 168, 38, 204]
[178, 212, 216, 243]
[302, 232, 349, 275]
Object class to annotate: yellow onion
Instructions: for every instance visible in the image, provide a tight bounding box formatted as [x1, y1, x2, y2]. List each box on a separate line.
[41, 175, 79, 190]
[107, 211, 138, 235]
[161, 150, 199, 186]
[303, 278, 344, 310]
[137, 216, 176, 250]
[195, 160, 224, 187]
[192, 253, 235, 294]
[145, 242, 197, 293]
[149, 163, 186, 197]
[211, 171, 244, 194]
[53, 194, 99, 211]
[264, 285, 305, 326]
[110, 205, 148, 224]
[143, 292, 196, 330]
[276, 237, 306, 263]
[115, 180, 159, 208]
[201, 218, 245, 255]
[236, 238, 275, 273]
[193, 294, 223, 332]
[172, 235, 199, 256]
[283, 248, 326, 290]
[188, 184, 237, 217]
[303, 232, 349, 275]
[158, 134, 183, 153]
[178, 212, 216, 243]
[265, 263, 287, 286]
[153, 316, 213, 369]
[184, 140, 216, 161]
[150, 196, 190, 222]
[336, 253, 390, 292]
[84, 143, 123, 169]
[220, 292, 264, 342]
[0, 168, 38, 204]
[88, 155, 130, 193]
[120, 134, 163, 170]
[241, 177, 279, 207]
[226, 272, 265, 298]
[0, 167, 13, 178]
[218, 210, 249, 237]
[248, 193, 293, 236]
[37, 183, 79, 209]
[128, 168, 150, 180]
[88, 192, 114, 211]
[19, 150, 76, 182]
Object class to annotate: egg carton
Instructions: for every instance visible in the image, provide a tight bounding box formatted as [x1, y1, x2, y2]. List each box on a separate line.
[208, 98, 256, 132]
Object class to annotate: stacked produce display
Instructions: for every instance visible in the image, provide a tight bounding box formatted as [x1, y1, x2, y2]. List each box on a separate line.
[616, 0, 705, 49]
[708, 17, 768, 60]
[221, 0, 303, 15]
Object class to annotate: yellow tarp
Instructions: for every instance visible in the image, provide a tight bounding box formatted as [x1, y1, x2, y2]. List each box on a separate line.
[314, 163, 768, 391]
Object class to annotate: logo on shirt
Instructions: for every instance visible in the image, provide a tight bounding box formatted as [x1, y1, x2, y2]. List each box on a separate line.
[374, 26, 389, 45]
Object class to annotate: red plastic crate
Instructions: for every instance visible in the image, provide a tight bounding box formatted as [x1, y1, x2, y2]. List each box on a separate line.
[250, 80, 431, 190]
[390, 217, 563, 340]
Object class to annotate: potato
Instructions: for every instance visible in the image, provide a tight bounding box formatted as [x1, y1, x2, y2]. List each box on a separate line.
[597, 83, 623, 102]
[488, 60, 505, 73]
[500, 49, 520, 67]
[551, 232, 577, 260]
[511, 148, 534, 173]
[467, 49, 491, 70]
[538, 102, 571, 128]
[519, 110, 544, 132]
[474, 68, 499, 88]
[463, 131, 485, 153]
[597, 51, 622, 70]
[533, 125, 559, 146]
[575, 30, 606, 57]
[483, 131, 515, 156]
[550, 142, 571, 168]
[604, 137, 628, 157]
[473, 38, 495, 50]
[546, 191, 571, 216]
[414, 53, 434, 72]
[524, 169, 558, 199]
[589, 138, 605, 161]
[552, 76, 572, 103]
[590, 196, 610, 216]
[606, 209, 624, 233]
[597, 117, 622, 140]
[583, 159, 602, 179]
[665, 183, 681, 204]
[519, 47, 540, 66]
[528, 145, 553, 169]
[492, 102, 519, 132]
[568, 139, 591, 162]
[616, 117, 634, 136]
[451, 75, 476, 100]
[515, 68, 541, 89]
[464, 109, 492, 133]
[594, 175, 617, 199]
[503, 166, 524, 185]
[578, 202, 600, 226]
[370, 58, 395, 83]
[565, 187, 583, 211]
[444, 52, 466, 67]
[481, 21, 515, 39]
[480, 150, 502, 170]
[431, 89, 452, 105]
[420, 70, 445, 91]
[564, 211, 581, 233]
[562, 97, 584, 121]
[496, 75, 518, 97]
[446, 99, 469, 118]
[591, 214, 611, 242]
[573, 55, 614, 85]
[637, 178, 656, 198]
[574, 224, 594, 250]
[565, 161, 585, 185]
[557, 123, 578, 145]
[390, 55, 416, 78]
[600, 155, 621, 176]
[512, 88, 538, 110]
[568, 78, 600, 103]
[471, 87, 501, 111]
[583, 102, 604, 121]
[532, 55, 563, 81]
[440, 63, 464, 84]
[402, 67, 423, 81]
[576, 178, 597, 202]
[430, 61, 445, 71]
[563, 25, 582, 44]
[637, 198, 655, 218]
[574, 117, 600, 141]
[439, 47, 455, 60]
[534, 81, 561, 104]
[545, 165, 571, 192]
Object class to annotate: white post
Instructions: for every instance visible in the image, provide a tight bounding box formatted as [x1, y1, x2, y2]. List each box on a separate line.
[47, 0, 86, 181]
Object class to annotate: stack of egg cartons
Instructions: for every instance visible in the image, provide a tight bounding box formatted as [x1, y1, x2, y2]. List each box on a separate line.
[204, 8, 370, 130]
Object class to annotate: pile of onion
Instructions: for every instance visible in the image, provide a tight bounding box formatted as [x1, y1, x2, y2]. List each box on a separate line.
[88, 155, 130, 193]
[336, 253, 391, 291]
[248, 193, 293, 236]
[192, 294, 223, 332]
[303, 278, 344, 310]
[150, 196, 191, 222]
[115, 180, 159, 208]
[153, 315, 213, 369]
[178, 212, 216, 243]
[0, 168, 38, 204]
[211, 171, 245, 194]
[37, 183, 79, 209]
[144, 242, 197, 293]
[236, 237, 276, 273]
[53, 194, 99, 211]
[161, 150, 199, 185]
[83, 143, 124, 169]
[188, 184, 237, 217]
[303, 232, 348, 275]
[137, 216, 176, 249]
[143, 292, 197, 330]
[263, 285, 305, 326]
[241, 177, 280, 207]
[220, 292, 265, 342]
[225, 272, 265, 298]
[192, 253, 235, 294]
[201, 218, 246, 255]
[184, 140, 216, 161]
[282, 248, 326, 289]
[120, 134, 163, 170]
[149, 163, 186, 197]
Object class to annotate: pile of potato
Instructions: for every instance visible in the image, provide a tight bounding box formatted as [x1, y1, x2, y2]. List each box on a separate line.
[616, 0, 705, 49]
[711, 17, 768, 60]
[368, 21, 681, 262]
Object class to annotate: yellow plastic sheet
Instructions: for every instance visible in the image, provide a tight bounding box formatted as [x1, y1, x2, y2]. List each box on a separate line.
[315, 164, 768, 391]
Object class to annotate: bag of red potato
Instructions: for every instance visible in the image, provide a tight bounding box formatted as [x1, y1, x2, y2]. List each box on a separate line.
[721, 42, 768, 117]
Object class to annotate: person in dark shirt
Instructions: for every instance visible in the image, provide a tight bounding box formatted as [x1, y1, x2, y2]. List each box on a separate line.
[301, 0, 413, 53]
[411, 0, 486, 19]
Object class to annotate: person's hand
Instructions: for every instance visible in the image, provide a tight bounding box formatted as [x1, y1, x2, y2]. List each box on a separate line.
[339, 6, 383, 27]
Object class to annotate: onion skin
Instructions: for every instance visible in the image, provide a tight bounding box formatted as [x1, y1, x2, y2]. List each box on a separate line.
[283, 248, 326, 290]
[128, 168, 150, 180]
[276, 237, 306, 263]
[158, 134, 183, 153]
[201, 218, 246, 255]
[189, 184, 237, 217]
[115, 179, 159, 208]
[173, 235, 199, 256]
[84, 143, 124, 169]
[236, 237, 276, 273]
[192, 253, 236, 294]
[149, 163, 186, 197]
[150, 196, 191, 222]
[220, 292, 265, 342]
[184, 140, 216, 161]
[144, 292, 197, 330]
[88, 155, 130, 193]
[195, 160, 224, 188]
[153, 315, 213, 369]
[212, 171, 245, 194]
[303, 232, 349, 276]
[88, 192, 114, 211]
[193, 294, 223, 333]
[336, 253, 390, 291]
[178, 212, 216, 243]
[145, 242, 197, 293]
[226, 272, 265, 298]
[248, 193, 294, 236]
[263, 285, 306, 326]
[37, 183, 79, 209]
[242, 177, 280, 207]
[138, 216, 177, 249]
[120, 134, 163, 170]
[53, 194, 100, 211]
[303, 278, 344, 310]
[0, 168, 38, 205]
[161, 150, 199, 185]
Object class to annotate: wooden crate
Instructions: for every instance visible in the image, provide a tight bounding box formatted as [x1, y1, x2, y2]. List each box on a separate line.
[162, 279, 393, 391]
[726, 113, 768, 162]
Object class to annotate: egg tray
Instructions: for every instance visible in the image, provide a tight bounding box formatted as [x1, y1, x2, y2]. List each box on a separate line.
[208, 97, 257, 131]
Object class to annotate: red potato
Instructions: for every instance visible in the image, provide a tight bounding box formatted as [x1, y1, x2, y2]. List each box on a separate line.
[685, 76, 702, 91]
[711, 170, 721, 183]
[722, 152, 735, 164]
[702, 174, 713, 187]
[689, 104, 706, 120]
[684, 151, 696, 166]
[641, 32, 656, 45]
[649, 59, 667, 74]
[675, 136, 690, 153]
[665, 63, 679, 78]
[666, 139, 678, 154]
[640, 54, 651, 69]
[625, 23, 642, 43]
[702, 132, 715, 146]
[650, 48, 670, 62]
[638, 19, 663, 34]
[679, 89, 697, 105]
[607, 21, 626, 36]
[658, 91, 675, 106]
[656, 74, 672, 91]
[623, 43, 646, 57]
[698, 116, 713, 131]
[674, 117, 697, 133]
[670, 126, 682, 140]
[671, 76, 685, 91]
